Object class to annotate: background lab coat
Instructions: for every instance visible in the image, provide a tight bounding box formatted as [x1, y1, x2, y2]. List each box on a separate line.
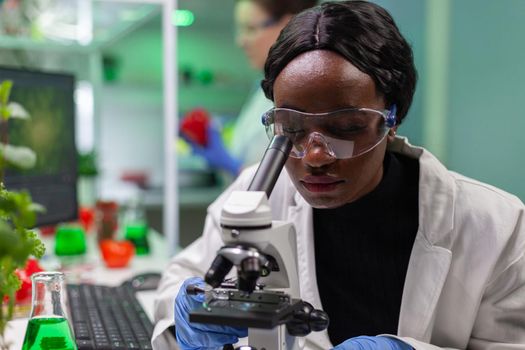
[230, 87, 274, 168]
[153, 137, 525, 350]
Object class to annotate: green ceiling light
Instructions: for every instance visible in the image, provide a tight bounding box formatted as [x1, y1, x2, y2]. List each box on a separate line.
[173, 10, 195, 27]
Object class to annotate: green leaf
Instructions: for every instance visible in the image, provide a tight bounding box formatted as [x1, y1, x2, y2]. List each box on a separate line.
[26, 230, 45, 259]
[0, 189, 41, 229]
[0, 191, 18, 215]
[7, 102, 30, 119]
[0, 80, 12, 106]
[0, 223, 20, 258]
[0, 144, 37, 169]
[10, 238, 36, 265]
[0, 228, 43, 266]
[0, 105, 10, 120]
[77, 151, 99, 176]
[11, 191, 37, 228]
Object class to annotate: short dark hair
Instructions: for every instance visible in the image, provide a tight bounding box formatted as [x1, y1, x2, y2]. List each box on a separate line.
[261, 0, 417, 124]
[237, 0, 318, 19]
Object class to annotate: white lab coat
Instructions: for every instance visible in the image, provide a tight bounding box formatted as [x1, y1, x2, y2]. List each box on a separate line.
[230, 87, 274, 168]
[153, 137, 525, 350]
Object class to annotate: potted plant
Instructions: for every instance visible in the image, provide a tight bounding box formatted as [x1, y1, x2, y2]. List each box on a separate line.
[0, 80, 45, 350]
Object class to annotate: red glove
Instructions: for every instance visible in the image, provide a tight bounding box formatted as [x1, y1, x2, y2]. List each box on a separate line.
[180, 108, 210, 147]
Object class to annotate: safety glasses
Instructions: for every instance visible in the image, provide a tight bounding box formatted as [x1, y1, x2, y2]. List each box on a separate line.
[262, 106, 397, 159]
[235, 17, 279, 38]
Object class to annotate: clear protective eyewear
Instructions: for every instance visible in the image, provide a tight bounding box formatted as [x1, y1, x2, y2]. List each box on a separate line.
[262, 105, 397, 159]
[235, 17, 279, 38]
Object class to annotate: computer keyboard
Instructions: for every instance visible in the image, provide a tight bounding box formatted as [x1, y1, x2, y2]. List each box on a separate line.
[67, 283, 154, 350]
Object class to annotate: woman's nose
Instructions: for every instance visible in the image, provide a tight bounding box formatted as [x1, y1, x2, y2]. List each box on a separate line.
[301, 135, 337, 168]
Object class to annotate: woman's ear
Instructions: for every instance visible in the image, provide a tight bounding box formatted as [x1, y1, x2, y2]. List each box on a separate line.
[387, 127, 398, 142]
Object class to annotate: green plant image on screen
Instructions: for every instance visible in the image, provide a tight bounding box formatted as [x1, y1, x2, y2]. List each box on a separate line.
[7, 86, 74, 176]
[1, 67, 78, 228]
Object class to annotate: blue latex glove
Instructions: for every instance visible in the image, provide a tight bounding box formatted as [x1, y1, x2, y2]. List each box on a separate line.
[183, 124, 242, 176]
[175, 277, 248, 350]
[332, 336, 413, 350]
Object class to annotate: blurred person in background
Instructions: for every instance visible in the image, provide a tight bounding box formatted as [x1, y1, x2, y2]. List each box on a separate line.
[182, 0, 318, 177]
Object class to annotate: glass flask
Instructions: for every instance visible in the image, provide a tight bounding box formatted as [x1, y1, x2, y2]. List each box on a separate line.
[95, 200, 119, 242]
[123, 197, 149, 255]
[21, 271, 77, 350]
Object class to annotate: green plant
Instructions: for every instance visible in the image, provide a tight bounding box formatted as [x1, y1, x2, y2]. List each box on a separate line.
[0, 80, 45, 349]
[77, 150, 98, 177]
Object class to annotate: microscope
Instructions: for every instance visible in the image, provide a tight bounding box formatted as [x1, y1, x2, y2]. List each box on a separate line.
[189, 136, 329, 350]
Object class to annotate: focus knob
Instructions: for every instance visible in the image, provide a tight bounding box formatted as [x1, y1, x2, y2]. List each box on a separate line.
[309, 309, 329, 332]
[286, 301, 329, 336]
[286, 301, 314, 336]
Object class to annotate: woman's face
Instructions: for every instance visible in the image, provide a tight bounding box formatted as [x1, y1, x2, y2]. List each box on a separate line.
[234, 1, 288, 70]
[273, 50, 390, 209]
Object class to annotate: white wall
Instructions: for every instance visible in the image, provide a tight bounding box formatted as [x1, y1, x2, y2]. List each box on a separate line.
[98, 84, 164, 185]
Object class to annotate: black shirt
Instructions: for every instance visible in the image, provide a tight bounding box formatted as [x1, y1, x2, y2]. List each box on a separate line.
[313, 152, 419, 345]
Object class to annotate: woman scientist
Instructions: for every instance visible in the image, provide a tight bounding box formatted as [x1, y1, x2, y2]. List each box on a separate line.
[154, 1, 525, 349]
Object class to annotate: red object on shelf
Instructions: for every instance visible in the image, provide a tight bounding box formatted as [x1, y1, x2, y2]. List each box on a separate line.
[180, 107, 210, 146]
[15, 258, 44, 302]
[99, 239, 135, 268]
[39, 225, 57, 236]
[79, 206, 95, 233]
[120, 171, 149, 189]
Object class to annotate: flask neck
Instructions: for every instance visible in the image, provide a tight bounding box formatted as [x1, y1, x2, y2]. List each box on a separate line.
[30, 272, 67, 319]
